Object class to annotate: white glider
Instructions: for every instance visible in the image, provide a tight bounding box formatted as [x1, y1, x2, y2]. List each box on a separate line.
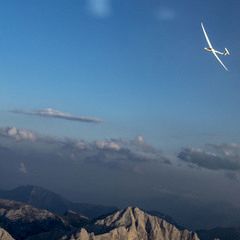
[201, 22, 230, 71]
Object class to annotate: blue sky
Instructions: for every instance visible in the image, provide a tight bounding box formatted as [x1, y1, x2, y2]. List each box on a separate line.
[0, 0, 240, 150]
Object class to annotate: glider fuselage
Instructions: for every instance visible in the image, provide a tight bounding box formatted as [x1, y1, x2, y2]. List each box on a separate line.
[204, 47, 224, 55]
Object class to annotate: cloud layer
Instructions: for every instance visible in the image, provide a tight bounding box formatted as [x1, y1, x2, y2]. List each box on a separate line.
[0, 127, 169, 171]
[11, 108, 102, 124]
[178, 144, 240, 171]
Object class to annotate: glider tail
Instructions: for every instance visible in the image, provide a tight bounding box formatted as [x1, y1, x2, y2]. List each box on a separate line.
[224, 48, 230, 56]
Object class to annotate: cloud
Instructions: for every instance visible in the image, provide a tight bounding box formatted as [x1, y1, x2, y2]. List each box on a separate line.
[0, 126, 170, 171]
[64, 137, 170, 170]
[225, 171, 238, 181]
[68, 137, 171, 170]
[156, 7, 176, 21]
[95, 140, 121, 151]
[11, 108, 102, 124]
[19, 162, 27, 174]
[0, 127, 37, 142]
[86, 0, 112, 18]
[178, 144, 240, 171]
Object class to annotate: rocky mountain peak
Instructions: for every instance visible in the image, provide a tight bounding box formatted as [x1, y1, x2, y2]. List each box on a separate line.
[95, 206, 146, 228]
[64, 207, 200, 240]
[0, 228, 14, 240]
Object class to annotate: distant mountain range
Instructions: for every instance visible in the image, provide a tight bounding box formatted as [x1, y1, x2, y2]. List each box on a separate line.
[0, 185, 239, 240]
[0, 198, 199, 240]
[0, 185, 117, 219]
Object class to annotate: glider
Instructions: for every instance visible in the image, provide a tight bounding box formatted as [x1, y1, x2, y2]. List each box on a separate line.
[201, 22, 230, 71]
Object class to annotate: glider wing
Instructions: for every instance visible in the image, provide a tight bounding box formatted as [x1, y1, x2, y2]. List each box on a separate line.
[212, 50, 228, 71]
[201, 22, 213, 48]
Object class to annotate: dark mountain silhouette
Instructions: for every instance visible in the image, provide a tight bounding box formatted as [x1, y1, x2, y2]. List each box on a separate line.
[0, 185, 117, 219]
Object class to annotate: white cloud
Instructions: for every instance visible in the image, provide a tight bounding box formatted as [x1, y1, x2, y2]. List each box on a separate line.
[156, 7, 176, 21]
[75, 141, 88, 150]
[19, 162, 27, 174]
[11, 108, 102, 124]
[87, 0, 112, 18]
[95, 140, 121, 151]
[135, 135, 145, 145]
[0, 127, 37, 142]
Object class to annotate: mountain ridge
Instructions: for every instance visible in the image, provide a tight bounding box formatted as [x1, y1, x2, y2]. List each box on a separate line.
[0, 198, 70, 240]
[0, 185, 117, 219]
[63, 206, 200, 240]
[0, 198, 200, 240]
[1, 185, 238, 239]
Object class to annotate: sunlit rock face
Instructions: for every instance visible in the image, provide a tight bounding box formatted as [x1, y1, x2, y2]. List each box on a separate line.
[63, 207, 200, 240]
[0, 228, 14, 240]
[0, 199, 70, 240]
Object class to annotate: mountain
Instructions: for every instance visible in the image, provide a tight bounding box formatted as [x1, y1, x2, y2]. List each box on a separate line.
[63, 211, 90, 228]
[63, 207, 200, 240]
[0, 228, 14, 240]
[0, 186, 69, 215]
[147, 210, 184, 230]
[197, 227, 240, 240]
[0, 186, 117, 219]
[0, 198, 201, 240]
[0, 199, 70, 240]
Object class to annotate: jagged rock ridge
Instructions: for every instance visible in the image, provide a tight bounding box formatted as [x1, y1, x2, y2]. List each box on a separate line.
[64, 207, 200, 240]
[0, 199, 70, 240]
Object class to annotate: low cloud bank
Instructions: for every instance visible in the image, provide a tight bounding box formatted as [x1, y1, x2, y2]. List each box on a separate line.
[178, 144, 240, 171]
[0, 127, 170, 171]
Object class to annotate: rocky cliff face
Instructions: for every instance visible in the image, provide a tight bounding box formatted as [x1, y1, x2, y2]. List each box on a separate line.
[0, 228, 14, 240]
[63, 207, 200, 240]
[0, 199, 70, 240]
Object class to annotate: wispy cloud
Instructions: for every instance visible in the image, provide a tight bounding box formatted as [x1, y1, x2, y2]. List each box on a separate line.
[86, 0, 112, 18]
[10, 108, 102, 124]
[156, 7, 176, 21]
